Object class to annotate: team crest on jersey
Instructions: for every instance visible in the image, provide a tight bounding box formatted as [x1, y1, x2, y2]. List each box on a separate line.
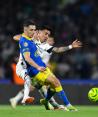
[24, 42, 28, 47]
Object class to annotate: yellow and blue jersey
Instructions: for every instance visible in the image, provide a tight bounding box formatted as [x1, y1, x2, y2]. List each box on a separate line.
[19, 34, 46, 77]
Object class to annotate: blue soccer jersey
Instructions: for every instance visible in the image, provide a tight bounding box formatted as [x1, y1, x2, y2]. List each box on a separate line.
[19, 34, 46, 77]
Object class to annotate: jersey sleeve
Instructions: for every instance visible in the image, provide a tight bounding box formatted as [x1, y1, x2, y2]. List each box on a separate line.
[42, 43, 54, 53]
[45, 44, 54, 53]
[46, 46, 54, 53]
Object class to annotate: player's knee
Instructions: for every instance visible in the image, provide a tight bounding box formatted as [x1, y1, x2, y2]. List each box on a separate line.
[53, 78, 61, 87]
[46, 76, 61, 88]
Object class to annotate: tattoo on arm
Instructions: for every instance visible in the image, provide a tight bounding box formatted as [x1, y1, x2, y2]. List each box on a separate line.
[52, 46, 72, 53]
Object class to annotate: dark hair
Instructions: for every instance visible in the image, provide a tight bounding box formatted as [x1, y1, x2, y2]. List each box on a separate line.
[23, 19, 36, 27]
[38, 24, 52, 31]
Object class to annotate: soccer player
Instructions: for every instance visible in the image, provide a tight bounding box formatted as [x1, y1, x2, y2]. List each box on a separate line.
[10, 21, 36, 107]
[19, 20, 81, 111]
[10, 31, 81, 109]
[10, 29, 62, 110]
[10, 26, 82, 110]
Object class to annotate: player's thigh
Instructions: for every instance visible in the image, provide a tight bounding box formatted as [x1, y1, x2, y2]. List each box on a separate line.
[33, 67, 61, 87]
[33, 67, 51, 85]
[46, 75, 61, 88]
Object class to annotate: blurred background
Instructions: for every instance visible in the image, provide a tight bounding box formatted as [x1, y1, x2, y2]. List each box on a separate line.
[0, 0, 98, 105]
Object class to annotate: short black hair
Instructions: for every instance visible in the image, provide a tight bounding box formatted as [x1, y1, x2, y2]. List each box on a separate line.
[38, 24, 52, 31]
[23, 19, 36, 27]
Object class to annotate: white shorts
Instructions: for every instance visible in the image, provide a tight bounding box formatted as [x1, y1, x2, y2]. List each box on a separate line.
[16, 61, 28, 80]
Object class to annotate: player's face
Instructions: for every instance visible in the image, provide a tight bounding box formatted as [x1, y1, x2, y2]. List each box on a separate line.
[47, 37, 55, 46]
[43, 30, 50, 39]
[26, 25, 36, 38]
[39, 30, 50, 43]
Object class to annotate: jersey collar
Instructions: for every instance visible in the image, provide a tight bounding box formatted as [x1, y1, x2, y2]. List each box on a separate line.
[22, 33, 32, 40]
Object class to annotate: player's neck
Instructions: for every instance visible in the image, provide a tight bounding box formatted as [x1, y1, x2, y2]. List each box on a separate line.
[22, 33, 32, 40]
[24, 32, 29, 37]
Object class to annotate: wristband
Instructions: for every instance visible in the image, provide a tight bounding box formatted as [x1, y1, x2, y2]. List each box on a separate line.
[68, 45, 73, 49]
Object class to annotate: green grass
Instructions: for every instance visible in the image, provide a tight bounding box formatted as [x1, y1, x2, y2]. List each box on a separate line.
[0, 105, 97, 117]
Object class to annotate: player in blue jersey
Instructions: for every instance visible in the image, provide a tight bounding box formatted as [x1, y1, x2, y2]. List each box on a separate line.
[10, 29, 65, 110]
[10, 31, 81, 110]
[19, 20, 78, 111]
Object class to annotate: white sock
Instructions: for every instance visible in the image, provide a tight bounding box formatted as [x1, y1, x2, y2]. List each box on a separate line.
[66, 103, 71, 107]
[50, 97, 58, 104]
[14, 91, 24, 102]
[23, 75, 31, 100]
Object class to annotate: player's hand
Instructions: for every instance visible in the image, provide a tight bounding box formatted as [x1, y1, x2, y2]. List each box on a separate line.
[72, 39, 82, 48]
[37, 66, 46, 72]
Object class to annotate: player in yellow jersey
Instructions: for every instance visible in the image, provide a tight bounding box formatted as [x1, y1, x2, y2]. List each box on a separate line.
[19, 20, 82, 111]
[10, 24, 82, 111]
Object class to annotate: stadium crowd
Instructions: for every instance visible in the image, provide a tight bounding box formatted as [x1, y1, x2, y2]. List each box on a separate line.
[0, 0, 98, 83]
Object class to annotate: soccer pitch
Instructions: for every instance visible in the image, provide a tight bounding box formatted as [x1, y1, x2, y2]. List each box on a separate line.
[0, 105, 97, 117]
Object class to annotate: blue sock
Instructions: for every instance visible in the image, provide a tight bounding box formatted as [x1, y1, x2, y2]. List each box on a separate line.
[57, 90, 70, 105]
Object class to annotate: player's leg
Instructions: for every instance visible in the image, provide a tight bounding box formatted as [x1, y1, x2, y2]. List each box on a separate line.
[40, 76, 69, 110]
[21, 74, 31, 103]
[32, 80, 60, 110]
[39, 86, 63, 110]
[9, 63, 25, 108]
[38, 86, 53, 110]
[49, 94, 63, 109]
[44, 76, 77, 111]
[9, 89, 24, 108]
[39, 68, 77, 111]
[38, 86, 61, 110]
[33, 67, 77, 111]
[34, 68, 69, 110]
[16, 63, 34, 104]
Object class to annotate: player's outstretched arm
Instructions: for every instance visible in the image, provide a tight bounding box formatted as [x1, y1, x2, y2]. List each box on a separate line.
[71, 39, 82, 48]
[52, 39, 82, 53]
[13, 34, 22, 41]
[24, 52, 46, 72]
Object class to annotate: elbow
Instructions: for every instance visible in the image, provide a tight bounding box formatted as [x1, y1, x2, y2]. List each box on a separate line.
[24, 52, 31, 63]
[13, 36, 16, 40]
[13, 36, 18, 41]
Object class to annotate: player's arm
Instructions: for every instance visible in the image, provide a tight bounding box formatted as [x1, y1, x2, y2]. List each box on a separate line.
[23, 52, 45, 72]
[13, 34, 22, 41]
[52, 39, 82, 53]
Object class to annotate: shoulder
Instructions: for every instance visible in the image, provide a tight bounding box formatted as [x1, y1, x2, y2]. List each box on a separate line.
[40, 43, 54, 53]
[40, 43, 53, 51]
[19, 38, 32, 49]
[20, 37, 30, 44]
[19, 36, 26, 43]
[44, 43, 54, 52]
